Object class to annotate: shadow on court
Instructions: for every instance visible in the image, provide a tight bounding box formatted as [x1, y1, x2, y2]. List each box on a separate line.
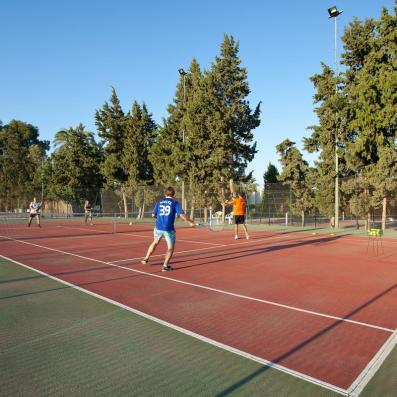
[214, 283, 397, 396]
[169, 234, 345, 270]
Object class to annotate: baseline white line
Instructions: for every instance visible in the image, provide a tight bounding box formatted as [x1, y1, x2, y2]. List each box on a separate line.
[347, 329, 397, 396]
[0, 254, 348, 396]
[0, 235, 393, 333]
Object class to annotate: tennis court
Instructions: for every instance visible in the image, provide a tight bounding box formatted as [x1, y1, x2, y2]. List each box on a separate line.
[1, 219, 396, 396]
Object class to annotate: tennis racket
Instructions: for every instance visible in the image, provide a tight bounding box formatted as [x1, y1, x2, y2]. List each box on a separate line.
[195, 222, 224, 232]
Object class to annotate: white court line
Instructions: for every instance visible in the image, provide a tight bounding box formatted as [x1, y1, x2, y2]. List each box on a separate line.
[0, 253, 348, 396]
[347, 329, 397, 396]
[0, 234, 393, 334]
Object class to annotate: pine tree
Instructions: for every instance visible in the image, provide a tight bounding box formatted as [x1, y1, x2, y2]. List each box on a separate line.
[181, 59, 217, 217]
[50, 124, 102, 208]
[263, 163, 279, 186]
[304, 59, 351, 223]
[149, 70, 186, 188]
[342, 5, 397, 229]
[203, 35, 260, 217]
[151, 36, 260, 219]
[123, 101, 157, 218]
[276, 139, 312, 227]
[95, 87, 126, 186]
[205, 35, 260, 185]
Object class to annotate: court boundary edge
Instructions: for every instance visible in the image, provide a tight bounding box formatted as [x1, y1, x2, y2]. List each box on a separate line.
[347, 329, 397, 396]
[0, 253, 347, 396]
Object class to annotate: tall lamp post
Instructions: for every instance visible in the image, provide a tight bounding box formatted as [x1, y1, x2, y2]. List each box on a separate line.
[178, 68, 187, 210]
[328, 6, 343, 229]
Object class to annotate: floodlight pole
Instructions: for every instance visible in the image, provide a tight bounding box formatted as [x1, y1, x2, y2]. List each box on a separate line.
[328, 6, 343, 229]
[41, 157, 45, 202]
[178, 68, 188, 210]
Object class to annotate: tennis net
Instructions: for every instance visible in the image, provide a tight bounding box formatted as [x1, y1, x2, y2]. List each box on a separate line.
[0, 212, 157, 241]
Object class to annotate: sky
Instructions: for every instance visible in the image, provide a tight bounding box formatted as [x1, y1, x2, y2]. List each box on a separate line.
[1, 0, 395, 187]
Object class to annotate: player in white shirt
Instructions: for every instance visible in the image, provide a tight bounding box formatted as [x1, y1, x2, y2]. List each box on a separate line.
[84, 200, 93, 224]
[28, 197, 42, 227]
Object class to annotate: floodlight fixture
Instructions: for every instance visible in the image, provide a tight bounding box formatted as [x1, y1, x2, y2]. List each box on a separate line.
[178, 68, 187, 76]
[328, 6, 343, 18]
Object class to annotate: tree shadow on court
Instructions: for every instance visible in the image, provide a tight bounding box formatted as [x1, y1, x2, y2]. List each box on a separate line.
[0, 270, 151, 300]
[169, 235, 344, 270]
[0, 274, 45, 285]
[0, 236, 338, 299]
[0, 262, 118, 285]
[214, 283, 397, 396]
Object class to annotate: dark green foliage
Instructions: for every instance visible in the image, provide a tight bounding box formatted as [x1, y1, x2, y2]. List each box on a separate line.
[124, 101, 157, 187]
[150, 36, 261, 212]
[49, 124, 103, 204]
[276, 139, 312, 225]
[95, 87, 126, 185]
[0, 120, 49, 211]
[303, 2, 397, 226]
[263, 163, 279, 185]
[205, 35, 260, 184]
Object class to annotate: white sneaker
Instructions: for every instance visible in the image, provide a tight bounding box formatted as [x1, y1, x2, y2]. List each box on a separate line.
[246, 235, 250, 240]
[234, 235, 238, 240]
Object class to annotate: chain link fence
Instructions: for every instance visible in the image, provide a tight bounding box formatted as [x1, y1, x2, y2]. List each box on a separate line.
[1, 180, 396, 230]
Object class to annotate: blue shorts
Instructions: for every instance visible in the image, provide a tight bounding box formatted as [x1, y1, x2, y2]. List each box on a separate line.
[154, 228, 176, 246]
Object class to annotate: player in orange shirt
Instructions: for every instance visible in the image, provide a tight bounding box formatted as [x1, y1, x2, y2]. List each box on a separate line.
[225, 192, 249, 240]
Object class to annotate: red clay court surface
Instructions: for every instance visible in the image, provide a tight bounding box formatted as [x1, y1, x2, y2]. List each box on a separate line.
[1, 221, 396, 396]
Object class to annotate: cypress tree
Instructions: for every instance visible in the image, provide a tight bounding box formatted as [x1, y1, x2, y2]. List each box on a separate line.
[263, 163, 279, 186]
[342, 5, 397, 228]
[205, 35, 260, 186]
[95, 87, 126, 186]
[124, 101, 157, 218]
[276, 139, 312, 227]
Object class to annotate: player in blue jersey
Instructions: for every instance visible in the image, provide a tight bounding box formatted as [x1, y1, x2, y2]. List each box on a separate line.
[141, 186, 195, 271]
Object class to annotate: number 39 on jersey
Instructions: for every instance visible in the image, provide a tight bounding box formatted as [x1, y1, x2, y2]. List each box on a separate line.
[159, 205, 171, 216]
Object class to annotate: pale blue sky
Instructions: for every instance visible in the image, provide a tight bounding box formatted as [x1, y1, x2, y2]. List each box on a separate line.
[1, 0, 395, 186]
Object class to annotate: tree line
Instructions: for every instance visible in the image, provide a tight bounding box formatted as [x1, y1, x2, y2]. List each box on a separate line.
[0, 35, 260, 219]
[264, 3, 396, 230]
[1, 3, 396, 229]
